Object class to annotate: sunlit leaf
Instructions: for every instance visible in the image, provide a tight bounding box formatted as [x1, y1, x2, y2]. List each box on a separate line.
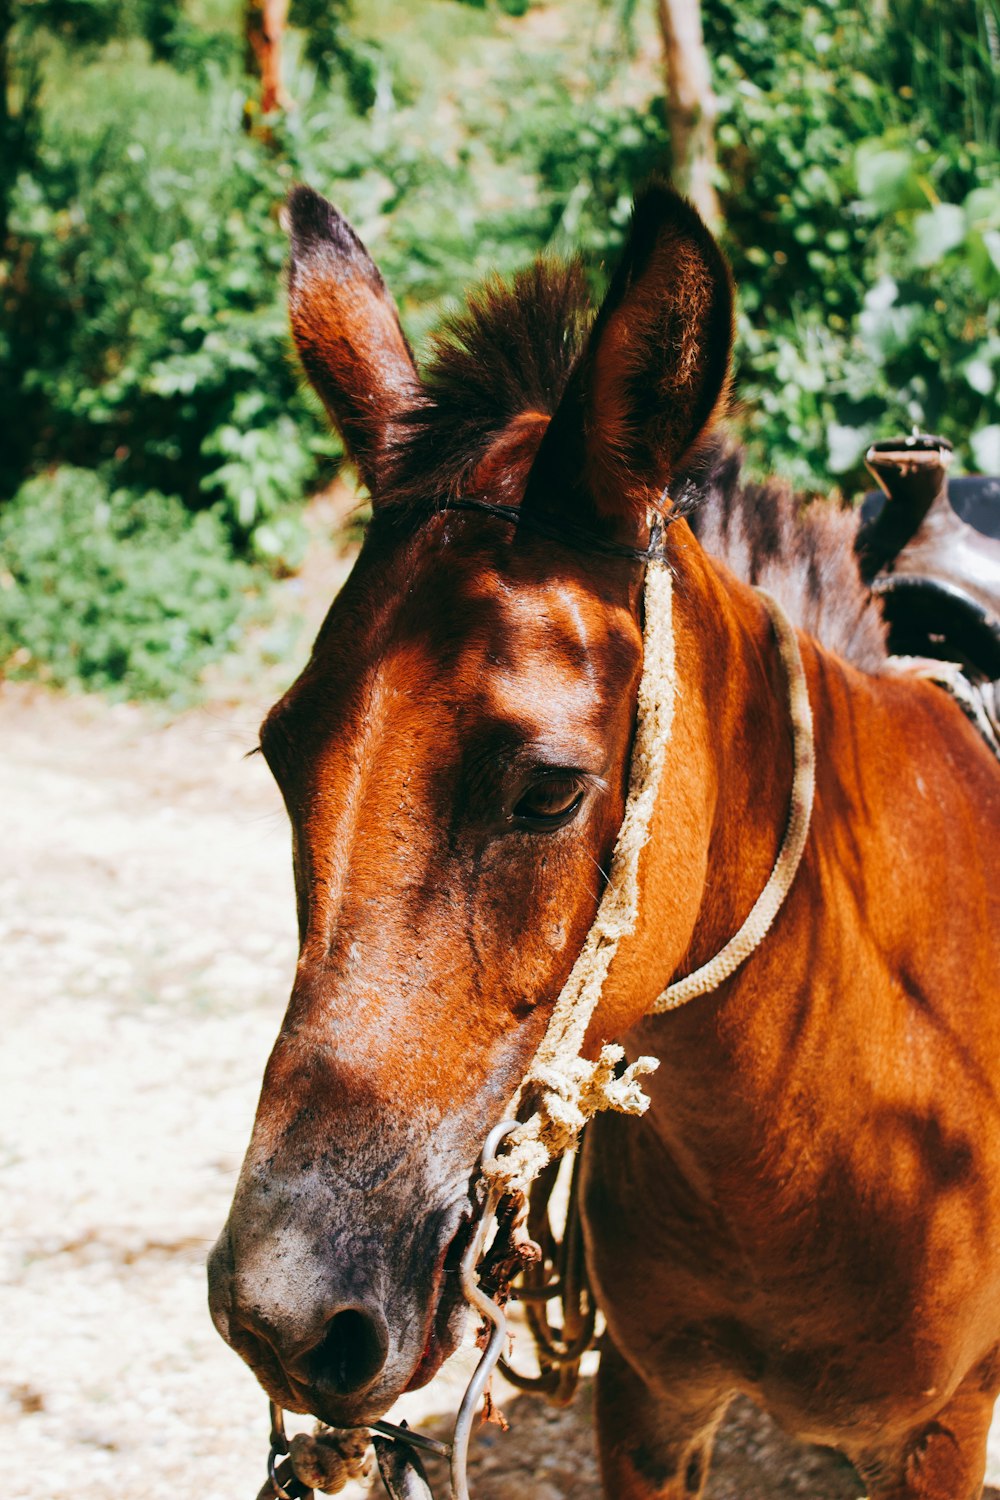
[854, 142, 923, 213]
[971, 426, 1000, 473]
[827, 422, 872, 475]
[911, 203, 966, 267]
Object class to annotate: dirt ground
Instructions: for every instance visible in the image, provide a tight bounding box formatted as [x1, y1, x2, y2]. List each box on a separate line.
[3, 501, 1000, 1500]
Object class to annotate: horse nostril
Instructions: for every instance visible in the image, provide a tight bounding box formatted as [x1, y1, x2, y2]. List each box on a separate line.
[305, 1306, 389, 1397]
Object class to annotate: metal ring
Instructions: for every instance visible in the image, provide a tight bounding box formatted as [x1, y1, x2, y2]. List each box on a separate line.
[269, 1400, 289, 1454]
[479, 1117, 521, 1184]
[267, 1445, 296, 1500]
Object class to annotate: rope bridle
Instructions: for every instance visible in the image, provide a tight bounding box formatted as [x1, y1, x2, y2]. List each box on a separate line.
[652, 588, 816, 1006]
[258, 503, 817, 1500]
[482, 551, 816, 1200]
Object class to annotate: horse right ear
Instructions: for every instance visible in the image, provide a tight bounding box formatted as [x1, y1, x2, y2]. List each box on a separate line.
[525, 184, 733, 529]
[287, 186, 423, 498]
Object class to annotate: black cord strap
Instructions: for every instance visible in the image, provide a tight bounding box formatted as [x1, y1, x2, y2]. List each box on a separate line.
[434, 492, 677, 562]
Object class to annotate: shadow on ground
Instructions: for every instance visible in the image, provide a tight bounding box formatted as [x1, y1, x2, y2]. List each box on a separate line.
[370, 1379, 1000, 1500]
[368, 1382, 868, 1500]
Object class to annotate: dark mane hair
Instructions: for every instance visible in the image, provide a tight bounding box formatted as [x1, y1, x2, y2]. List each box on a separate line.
[679, 444, 887, 671]
[386, 256, 886, 672]
[385, 258, 592, 507]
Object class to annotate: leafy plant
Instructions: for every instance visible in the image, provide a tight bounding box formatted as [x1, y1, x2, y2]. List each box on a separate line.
[2, 72, 340, 543]
[705, 0, 1000, 490]
[288, 0, 381, 111]
[0, 468, 258, 699]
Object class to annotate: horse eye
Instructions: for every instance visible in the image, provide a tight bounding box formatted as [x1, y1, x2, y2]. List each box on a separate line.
[512, 773, 585, 829]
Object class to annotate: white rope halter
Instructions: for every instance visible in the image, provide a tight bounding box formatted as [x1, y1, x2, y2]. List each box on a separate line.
[484, 558, 816, 1198]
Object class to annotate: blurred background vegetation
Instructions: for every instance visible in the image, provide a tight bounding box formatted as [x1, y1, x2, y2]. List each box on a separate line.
[1, 0, 998, 699]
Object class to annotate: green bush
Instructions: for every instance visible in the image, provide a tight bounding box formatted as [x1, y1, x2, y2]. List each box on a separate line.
[705, 0, 1000, 491]
[2, 79, 338, 551]
[277, 17, 667, 325]
[3, 0, 999, 703]
[0, 468, 257, 699]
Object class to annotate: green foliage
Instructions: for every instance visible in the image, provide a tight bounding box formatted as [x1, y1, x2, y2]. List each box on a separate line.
[3, 0, 999, 701]
[7, 0, 233, 70]
[454, 0, 533, 14]
[0, 468, 257, 699]
[2, 71, 337, 552]
[18, 0, 124, 47]
[288, 0, 380, 111]
[273, 12, 666, 324]
[705, 0, 1000, 491]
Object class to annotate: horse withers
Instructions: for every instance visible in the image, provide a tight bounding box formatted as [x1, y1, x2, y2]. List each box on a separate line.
[208, 184, 1000, 1500]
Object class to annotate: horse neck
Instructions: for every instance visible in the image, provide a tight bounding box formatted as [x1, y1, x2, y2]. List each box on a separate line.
[593, 517, 800, 1052]
[606, 516, 833, 1183]
[595, 519, 996, 1177]
[665, 521, 803, 989]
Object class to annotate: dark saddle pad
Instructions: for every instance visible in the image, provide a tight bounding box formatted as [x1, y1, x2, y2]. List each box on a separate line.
[856, 437, 1000, 681]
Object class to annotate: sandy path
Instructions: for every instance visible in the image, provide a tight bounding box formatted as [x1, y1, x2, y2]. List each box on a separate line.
[0, 681, 859, 1500]
[3, 546, 999, 1498]
[1, 685, 298, 1496]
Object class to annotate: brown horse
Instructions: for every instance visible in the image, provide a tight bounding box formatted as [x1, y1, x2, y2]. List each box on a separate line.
[208, 184, 1000, 1500]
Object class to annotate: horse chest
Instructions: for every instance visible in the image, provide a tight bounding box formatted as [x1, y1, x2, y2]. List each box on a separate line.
[582, 1116, 1000, 1437]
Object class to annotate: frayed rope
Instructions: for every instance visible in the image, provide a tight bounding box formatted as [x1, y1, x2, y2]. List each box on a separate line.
[483, 559, 675, 1200]
[483, 571, 816, 1203]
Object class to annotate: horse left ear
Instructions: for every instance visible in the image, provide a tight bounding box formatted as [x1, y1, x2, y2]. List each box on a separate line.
[528, 184, 734, 524]
[286, 186, 423, 499]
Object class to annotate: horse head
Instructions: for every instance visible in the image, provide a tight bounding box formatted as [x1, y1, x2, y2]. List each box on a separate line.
[208, 183, 733, 1428]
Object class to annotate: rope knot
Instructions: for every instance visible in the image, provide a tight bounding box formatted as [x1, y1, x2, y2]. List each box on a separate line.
[482, 1046, 659, 1199]
[288, 1426, 373, 1493]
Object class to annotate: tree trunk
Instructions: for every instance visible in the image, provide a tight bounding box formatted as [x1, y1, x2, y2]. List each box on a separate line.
[0, 0, 14, 246]
[244, 0, 290, 119]
[656, 0, 720, 228]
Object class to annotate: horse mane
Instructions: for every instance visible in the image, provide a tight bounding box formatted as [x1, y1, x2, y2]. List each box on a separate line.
[387, 258, 887, 673]
[679, 443, 888, 671]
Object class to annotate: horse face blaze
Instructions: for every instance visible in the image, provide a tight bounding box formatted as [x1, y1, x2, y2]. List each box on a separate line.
[208, 525, 642, 1425]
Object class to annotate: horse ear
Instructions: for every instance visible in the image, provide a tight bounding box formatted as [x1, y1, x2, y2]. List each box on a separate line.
[528, 184, 733, 525]
[287, 186, 423, 498]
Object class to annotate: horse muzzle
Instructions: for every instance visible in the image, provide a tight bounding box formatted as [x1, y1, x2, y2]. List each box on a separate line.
[206, 1184, 473, 1427]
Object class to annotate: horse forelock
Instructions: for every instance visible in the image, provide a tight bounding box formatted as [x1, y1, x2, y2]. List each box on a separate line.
[348, 253, 885, 687]
[381, 257, 592, 510]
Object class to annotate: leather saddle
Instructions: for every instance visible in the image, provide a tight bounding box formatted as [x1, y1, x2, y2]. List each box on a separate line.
[855, 433, 1000, 683]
